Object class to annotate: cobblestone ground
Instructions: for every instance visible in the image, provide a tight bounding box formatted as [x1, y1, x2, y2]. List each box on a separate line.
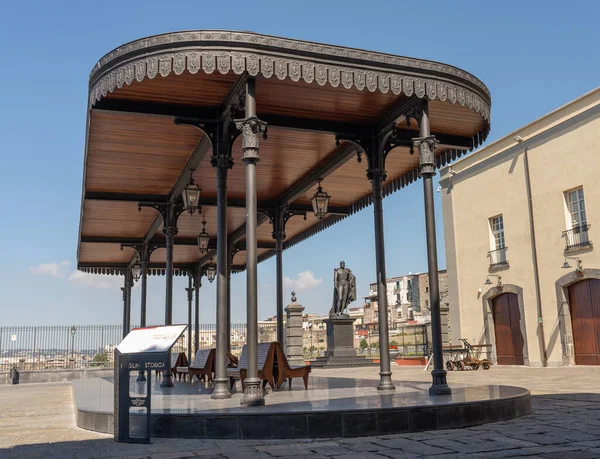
[2, 366, 600, 458]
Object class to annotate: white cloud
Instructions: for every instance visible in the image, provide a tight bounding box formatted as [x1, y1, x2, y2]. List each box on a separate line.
[67, 271, 123, 289]
[30, 261, 70, 278]
[283, 271, 323, 291]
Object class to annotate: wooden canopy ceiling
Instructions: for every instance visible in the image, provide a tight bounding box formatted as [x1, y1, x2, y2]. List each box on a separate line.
[77, 30, 491, 273]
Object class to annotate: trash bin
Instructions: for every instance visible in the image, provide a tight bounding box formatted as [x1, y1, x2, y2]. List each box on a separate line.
[10, 366, 19, 385]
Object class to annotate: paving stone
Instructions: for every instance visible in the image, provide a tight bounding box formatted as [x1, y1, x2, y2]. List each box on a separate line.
[310, 445, 353, 456]
[371, 438, 450, 455]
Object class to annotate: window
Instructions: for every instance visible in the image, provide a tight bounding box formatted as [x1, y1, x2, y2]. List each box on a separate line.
[564, 187, 591, 249]
[425, 286, 429, 293]
[489, 215, 508, 266]
[566, 187, 587, 228]
[490, 215, 505, 250]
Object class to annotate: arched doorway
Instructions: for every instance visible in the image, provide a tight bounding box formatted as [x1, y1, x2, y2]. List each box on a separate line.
[491, 293, 525, 365]
[568, 279, 600, 365]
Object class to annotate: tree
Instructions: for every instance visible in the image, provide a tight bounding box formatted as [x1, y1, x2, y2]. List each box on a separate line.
[359, 339, 368, 351]
[390, 340, 399, 346]
[91, 351, 109, 367]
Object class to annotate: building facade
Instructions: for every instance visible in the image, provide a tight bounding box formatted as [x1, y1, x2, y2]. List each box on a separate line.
[441, 88, 600, 367]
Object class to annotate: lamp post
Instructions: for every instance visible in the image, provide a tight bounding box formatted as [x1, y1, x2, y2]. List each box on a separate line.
[70, 326, 76, 364]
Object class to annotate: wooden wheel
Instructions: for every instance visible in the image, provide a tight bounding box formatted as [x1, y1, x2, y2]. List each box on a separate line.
[470, 363, 480, 370]
[446, 360, 454, 371]
[457, 361, 465, 371]
[482, 362, 491, 370]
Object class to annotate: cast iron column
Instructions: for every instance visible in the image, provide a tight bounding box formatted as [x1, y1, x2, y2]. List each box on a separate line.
[368, 164, 395, 391]
[273, 211, 285, 345]
[137, 252, 149, 382]
[211, 128, 233, 400]
[227, 244, 233, 353]
[237, 78, 267, 406]
[139, 246, 149, 328]
[120, 273, 129, 340]
[194, 270, 201, 356]
[161, 202, 179, 388]
[186, 275, 193, 362]
[413, 101, 451, 396]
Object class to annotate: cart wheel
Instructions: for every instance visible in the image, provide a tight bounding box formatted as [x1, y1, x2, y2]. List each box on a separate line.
[446, 360, 454, 371]
[458, 361, 465, 371]
[482, 362, 491, 370]
[470, 363, 479, 370]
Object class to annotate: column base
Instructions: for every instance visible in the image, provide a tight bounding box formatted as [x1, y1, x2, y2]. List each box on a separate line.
[377, 371, 395, 391]
[160, 374, 174, 388]
[211, 378, 232, 399]
[429, 369, 451, 395]
[136, 371, 146, 382]
[241, 378, 265, 406]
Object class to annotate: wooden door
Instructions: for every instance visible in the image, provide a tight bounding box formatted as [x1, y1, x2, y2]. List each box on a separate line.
[568, 279, 600, 365]
[492, 293, 524, 365]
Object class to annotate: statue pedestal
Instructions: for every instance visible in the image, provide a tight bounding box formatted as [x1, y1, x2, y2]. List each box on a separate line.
[311, 315, 378, 369]
[324, 316, 356, 358]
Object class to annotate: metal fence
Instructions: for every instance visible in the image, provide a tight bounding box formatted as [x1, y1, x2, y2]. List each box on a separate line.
[0, 323, 278, 371]
[356, 324, 430, 357]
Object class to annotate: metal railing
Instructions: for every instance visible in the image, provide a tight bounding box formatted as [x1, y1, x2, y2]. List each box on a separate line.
[488, 247, 508, 267]
[563, 224, 592, 250]
[356, 324, 430, 357]
[0, 323, 278, 371]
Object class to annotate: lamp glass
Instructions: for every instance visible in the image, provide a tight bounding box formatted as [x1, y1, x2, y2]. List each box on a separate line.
[311, 182, 331, 220]
[197, 221, 209, 253]
[206, 264, 217, 283]
[132, 264, 142, 281]
[182, 177, 201, 215]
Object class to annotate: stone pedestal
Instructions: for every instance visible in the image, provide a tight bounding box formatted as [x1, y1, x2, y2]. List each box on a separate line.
[285, 299, 305, 367]
[310, 315, 378, 368]
[324, 316, 356, 358]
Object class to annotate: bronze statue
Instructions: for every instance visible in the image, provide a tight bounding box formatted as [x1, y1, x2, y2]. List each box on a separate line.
[330, 261, 356, 316]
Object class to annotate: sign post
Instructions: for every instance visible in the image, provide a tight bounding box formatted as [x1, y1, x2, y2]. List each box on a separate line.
[114, 325, 187, 443]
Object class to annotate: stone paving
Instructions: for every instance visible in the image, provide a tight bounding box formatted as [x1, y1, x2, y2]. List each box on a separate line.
[2, 366, 600, 458]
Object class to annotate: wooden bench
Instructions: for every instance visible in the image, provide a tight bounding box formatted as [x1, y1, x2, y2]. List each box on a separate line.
[155, 352, 188, 380]
[188, 349, 215, 383]
[227, 343, 276, 391]
[274, 342, 311, 390]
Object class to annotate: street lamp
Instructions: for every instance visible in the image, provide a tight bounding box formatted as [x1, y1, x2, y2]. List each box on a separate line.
[562, 257, 583, 276]
[206, 261, 217, 283]
[197, 219, 210, 253]
[70, 326, 76, 360]
[181, 170, 202, 215]
[311, 179, 331, 220]
[132, 263, 142, 282]
[484, 275, 502, 289]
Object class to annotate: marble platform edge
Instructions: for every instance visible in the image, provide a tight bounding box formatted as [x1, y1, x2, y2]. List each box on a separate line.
[73, 386, 532, 439]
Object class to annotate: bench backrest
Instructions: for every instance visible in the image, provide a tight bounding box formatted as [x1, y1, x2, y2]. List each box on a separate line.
[274, 342, 293, 370]
[191, 349, 214, 369]
[237, 343, 274, 370]
[170, 353, 179, 369]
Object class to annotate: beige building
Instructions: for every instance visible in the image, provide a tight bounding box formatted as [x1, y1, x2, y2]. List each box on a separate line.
[441, 87, 600, 367]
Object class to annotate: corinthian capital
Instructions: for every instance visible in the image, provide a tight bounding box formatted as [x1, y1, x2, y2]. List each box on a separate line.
[412, 135, 439, 176]
[235, 116, 267, 161]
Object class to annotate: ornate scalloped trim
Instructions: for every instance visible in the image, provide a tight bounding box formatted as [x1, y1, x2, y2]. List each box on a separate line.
[90, 50, 490, 121]
[91, 31, 489, 99]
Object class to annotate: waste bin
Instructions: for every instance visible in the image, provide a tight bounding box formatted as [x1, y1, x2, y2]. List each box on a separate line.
[10, 366, 19, 385]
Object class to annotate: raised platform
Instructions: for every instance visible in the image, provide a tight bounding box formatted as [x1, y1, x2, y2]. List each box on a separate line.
[73, 374, 531, 439]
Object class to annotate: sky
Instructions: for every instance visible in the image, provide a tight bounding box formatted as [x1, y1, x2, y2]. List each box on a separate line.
[0, 1, 598, 326]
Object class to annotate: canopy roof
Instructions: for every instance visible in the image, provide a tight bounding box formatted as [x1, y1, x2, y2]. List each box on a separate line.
[77, 30, 491, 273]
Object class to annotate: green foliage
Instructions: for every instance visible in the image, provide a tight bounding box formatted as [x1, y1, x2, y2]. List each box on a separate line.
[359, 339, 368, 350]
[390, 340, 399, 346]
[370, 341, 380, 349]
[91, 351, 109, 367]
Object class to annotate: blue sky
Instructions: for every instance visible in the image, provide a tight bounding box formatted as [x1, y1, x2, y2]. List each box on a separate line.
[0, 1, 598, 326]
